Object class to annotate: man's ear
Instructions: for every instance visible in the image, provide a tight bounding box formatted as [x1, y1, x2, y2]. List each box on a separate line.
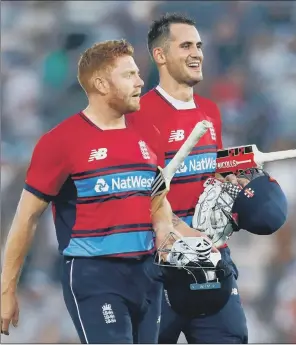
[93, 74, 110, 95]
[153, 47, 167, 66]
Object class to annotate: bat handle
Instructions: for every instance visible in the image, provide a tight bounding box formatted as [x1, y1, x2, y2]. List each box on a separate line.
[259, 149, 296, 164]
[165, 120, 211, 179]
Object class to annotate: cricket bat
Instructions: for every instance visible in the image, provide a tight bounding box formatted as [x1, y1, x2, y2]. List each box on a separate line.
[216, 144, 296, 176]
[151, 120, 212, 215]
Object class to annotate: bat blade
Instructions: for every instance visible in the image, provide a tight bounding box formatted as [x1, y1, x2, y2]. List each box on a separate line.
[216, 144, 296, 176]
[151, 120, 211, 215]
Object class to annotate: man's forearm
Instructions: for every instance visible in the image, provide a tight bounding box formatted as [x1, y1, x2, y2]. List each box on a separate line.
[2, 213, 40, 294]
[1, 190, 49, 294]
[152, 199, 205, 241]
[152, 197, 175, 246]
[172, 213, 201, 237]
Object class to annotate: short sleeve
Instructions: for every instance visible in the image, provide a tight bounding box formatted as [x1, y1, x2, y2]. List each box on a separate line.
[24, 132, 69, 201]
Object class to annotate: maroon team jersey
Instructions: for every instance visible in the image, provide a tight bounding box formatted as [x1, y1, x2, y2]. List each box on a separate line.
[25, 112, 162, 258]
[128, 88, 223, 228]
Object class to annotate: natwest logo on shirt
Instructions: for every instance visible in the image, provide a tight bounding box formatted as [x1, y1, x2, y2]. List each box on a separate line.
[94, 175, 154, 194]
[170, 153, 217, 177]
[176, 162, 188, 174]
[94, 178, 109, 193]
[112, 175, 154, 190]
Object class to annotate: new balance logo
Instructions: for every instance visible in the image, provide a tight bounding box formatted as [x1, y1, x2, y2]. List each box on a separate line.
[88, 148, 108, 162]
[138, 140, 150, 160]
[102, 303, 116, 324]
[168, 129, 185, 142]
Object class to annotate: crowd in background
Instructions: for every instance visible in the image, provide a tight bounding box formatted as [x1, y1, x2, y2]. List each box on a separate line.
[1, 1, 296, 343]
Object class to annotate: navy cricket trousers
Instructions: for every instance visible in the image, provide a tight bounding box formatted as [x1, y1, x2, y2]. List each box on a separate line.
[158, 247, 248, 344]
[61, 255, 163, 344]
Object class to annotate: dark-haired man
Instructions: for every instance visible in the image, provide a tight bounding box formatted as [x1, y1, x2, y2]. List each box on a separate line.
[128, 13, 248, 344]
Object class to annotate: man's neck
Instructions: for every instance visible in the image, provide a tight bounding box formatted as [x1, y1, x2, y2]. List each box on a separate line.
[159, 77, 193, 102]
[83, 102, 126, 130]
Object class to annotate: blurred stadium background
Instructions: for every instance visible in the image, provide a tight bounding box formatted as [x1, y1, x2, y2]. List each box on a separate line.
[1, 1, 296, 343]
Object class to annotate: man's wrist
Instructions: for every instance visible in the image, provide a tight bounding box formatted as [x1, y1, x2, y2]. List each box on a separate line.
[1, 287, 16, 296]
[1, 278, 17, 295]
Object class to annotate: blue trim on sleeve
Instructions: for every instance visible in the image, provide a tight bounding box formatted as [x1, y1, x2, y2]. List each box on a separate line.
[24, 183, 55, 202]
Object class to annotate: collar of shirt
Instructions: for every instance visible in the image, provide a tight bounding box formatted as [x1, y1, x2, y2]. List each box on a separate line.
[155, 85, 196, 110]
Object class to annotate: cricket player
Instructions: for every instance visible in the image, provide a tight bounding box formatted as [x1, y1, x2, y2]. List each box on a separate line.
[1, 39, 207, 344]
[128, 14, 248, 344]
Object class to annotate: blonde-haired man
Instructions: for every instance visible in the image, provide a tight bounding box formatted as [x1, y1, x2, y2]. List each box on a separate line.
[1, 39, 177, 343]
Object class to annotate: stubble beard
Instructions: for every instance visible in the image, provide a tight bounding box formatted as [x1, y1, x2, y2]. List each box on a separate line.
[183, 70, 203, 87]
[170, 65, 203, 88]
[109, 93, 138, 115]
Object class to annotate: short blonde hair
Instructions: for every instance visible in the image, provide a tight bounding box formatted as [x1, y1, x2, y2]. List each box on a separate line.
[77, 39, 134, 93]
